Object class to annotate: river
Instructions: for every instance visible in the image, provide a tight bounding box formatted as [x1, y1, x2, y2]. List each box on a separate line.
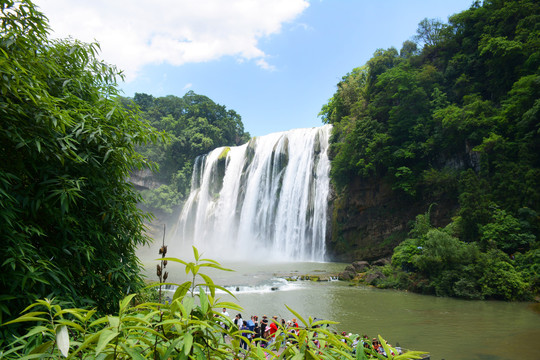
[140, 258, 540, 360]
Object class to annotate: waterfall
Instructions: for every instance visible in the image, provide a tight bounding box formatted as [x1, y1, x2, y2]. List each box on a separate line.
[173, 125, 331, 262]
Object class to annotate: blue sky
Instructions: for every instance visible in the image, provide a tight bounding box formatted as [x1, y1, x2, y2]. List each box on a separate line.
[37, 0, 474, 136]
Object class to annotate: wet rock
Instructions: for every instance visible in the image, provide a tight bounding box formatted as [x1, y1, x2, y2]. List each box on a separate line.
[338, 270, 355, 281]
[352, 261, 370, 272]
[371, 258, 390, 267]
[364, 271, 386, 284]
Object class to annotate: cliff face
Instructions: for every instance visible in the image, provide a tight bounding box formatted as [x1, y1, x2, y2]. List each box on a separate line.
[130, 169, 165, 191]
[326, 176, 459, 262]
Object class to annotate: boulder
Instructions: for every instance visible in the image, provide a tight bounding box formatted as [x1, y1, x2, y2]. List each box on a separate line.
[371, 258, 390, 267]
[352, 261, 370, 272]
[338, 270, 355, 281]
[364, 270, 386, 284]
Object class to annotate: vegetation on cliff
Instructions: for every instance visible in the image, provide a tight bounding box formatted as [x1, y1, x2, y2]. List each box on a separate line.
[322, 0, 539, 300]
[127, 92, 250, 215]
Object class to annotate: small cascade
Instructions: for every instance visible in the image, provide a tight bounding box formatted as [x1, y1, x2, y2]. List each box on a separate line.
[173, 125, 331, 262]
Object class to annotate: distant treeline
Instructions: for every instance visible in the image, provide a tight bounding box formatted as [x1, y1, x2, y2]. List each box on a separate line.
[124, 91, 250, 215]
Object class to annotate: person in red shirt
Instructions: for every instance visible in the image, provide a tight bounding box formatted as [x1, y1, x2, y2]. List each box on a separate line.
[269, 315, 279, 339]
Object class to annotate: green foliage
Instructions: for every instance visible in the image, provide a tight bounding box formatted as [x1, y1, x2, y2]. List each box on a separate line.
[388, 210, 533, 300]
[0, 0, 163, 337]
[141, 184, 183, 215]
[476, 249, 529, 301]
[323, 0, 540, 300]
[131, 91, 250, 214]
[0, 248, 427, 359]
[480, 208, 536, 254]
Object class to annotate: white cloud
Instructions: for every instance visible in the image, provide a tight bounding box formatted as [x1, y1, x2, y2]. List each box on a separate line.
[35, 0, 309, 81]
[183, 83, 193, 90]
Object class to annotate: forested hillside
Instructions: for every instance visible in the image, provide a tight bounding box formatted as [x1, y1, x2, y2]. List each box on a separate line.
[126, 92, 250, 215]
[322, 0, 539, 300]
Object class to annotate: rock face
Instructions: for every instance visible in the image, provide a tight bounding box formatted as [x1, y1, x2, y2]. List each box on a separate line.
[327, 176, 459, 262]
[130, 169, 165, 191]
[325, 143, 481, 262]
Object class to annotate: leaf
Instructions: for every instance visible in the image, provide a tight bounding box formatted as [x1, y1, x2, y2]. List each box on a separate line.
[213, 301, 242, 312]
[393, 350, 429, 360]
[122, 326, 167, 339]
[192, 246, 199, 261]
[160, 257, 188, 266]
[378, 335, 394, 360]
[3, 315, 48, 326]
[199, 273, 215, 297]
[198, 286, 208, 313]
[55, 319, 85, 333]
[95, 329, 119, 355]
[56, 325, 70, 357]
[162, 337, 184, 360]
[183, 333, 193, 356]
[285, 305, 308, 328]
[173, 281, 191, 301]
[181, 296, 194, 315]
[356, 342, 369, 360]
[120, 343, 145, 360]
[119, 343, 145, 360]
[103, 149, 113, 163]
[107, 315, 119, 329]
[89, 316, 109, 328]
[312, 319, 339, 327]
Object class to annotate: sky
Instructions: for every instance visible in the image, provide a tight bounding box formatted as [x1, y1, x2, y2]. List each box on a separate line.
[35, 0, 475, 137]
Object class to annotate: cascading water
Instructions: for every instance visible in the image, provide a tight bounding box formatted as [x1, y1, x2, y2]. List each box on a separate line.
[173, 125, 331, 262]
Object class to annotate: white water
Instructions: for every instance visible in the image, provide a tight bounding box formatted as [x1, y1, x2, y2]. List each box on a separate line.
[173, 125, 332, 262]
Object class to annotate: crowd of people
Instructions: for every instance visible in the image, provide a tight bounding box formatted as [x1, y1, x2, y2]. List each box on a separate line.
[218, 308, 403, 356]
[219, 308, 300, 350]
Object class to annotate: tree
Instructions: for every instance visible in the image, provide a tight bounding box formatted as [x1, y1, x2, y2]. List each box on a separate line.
[0, 0, 161, 331]
[133, 91, 250, 215]
[414, 18, 446, 47]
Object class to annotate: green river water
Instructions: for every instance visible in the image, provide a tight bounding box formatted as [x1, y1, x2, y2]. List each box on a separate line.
[141, 259, 540, 360]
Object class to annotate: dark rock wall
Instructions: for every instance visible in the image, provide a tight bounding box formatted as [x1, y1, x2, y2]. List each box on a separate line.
[326, 177, 458, 262]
